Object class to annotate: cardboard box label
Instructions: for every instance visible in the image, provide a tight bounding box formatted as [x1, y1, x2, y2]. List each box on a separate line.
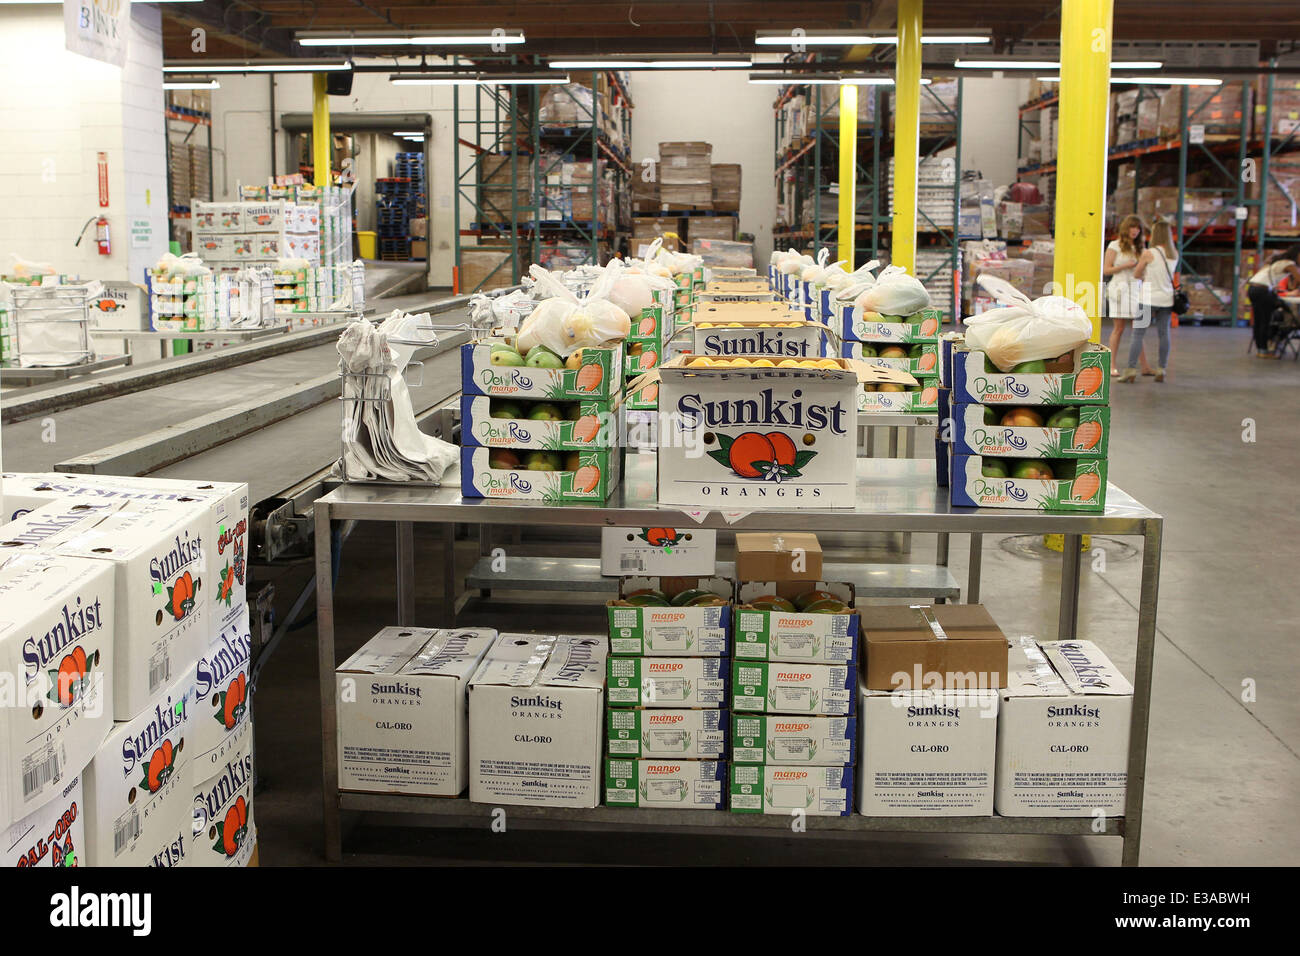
[731, 714, 856, 765]
[189, 719, 255, 867]
[599, 527, 717, 578]
[729, 764, 852, 815]
[607, 708, 727, 758]
[604, 759, 726, 809]
[607, 656, 728, 707]
[6, 776, 84, 867]
[191, 608, 253, 781]
[731, 661, 855, 715]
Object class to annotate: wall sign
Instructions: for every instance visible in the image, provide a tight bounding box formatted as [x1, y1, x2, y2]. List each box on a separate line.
[64, 0, 130, 69]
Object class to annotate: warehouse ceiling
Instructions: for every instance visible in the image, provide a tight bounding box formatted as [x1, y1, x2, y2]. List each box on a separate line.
[162, 1, 1300, 61]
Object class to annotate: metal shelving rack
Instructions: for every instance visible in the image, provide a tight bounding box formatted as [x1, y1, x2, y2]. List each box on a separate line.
[1250, 65, 1300, 289]
[314, 455, 1163, 867]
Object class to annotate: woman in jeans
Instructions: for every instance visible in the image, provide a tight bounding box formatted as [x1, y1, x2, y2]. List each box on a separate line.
[1120, 218, 1178, 383]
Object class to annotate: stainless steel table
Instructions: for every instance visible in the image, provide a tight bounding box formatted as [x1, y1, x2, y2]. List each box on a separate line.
[0, 354, 131, 385]
[90, 324, 292, 361]
[313, 455, 1162, 866]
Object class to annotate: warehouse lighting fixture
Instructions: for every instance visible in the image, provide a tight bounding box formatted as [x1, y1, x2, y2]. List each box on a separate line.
[391, 131, 426, 137]
[163, 60, 351, 74]
[163, 80, 220, 90]
[956, 59, 1163, 70]
[748, 72, 931, 86]
[389, 73, 565, 85]
[755, 31, 991, 46]
[549, 60, 652, 68]
[1038, 76, 1223, 86]
[645, 59, 753, 69]
[297, 31, 525, 47]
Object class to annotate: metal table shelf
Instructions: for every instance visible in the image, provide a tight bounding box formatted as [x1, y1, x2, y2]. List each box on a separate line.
[0, 354, 131, 385]
[314, 455, 1162, 866]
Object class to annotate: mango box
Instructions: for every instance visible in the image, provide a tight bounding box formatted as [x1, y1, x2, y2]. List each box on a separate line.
[604, 758, 726, 809]
[729, 763, 853, 815]
[622, 379, 660, 411]
[607, 656, 729, 708]
[460, 343, 623, 401]
[606, 707, 728, 758]
[335, 626, 495, 797]
[732, 661, 856, 715]
[948, 402, 1110, 458]
[599, 528, 718, 578]
[0, 499, 207, 722]
[0, 552, 115, 829]
[83, 665, 195, 866]
[606, 575, 731, 656]
[733, 581, 858, 664]
[5, 775, 85, 867]
[460, 446, 620, 503]
[1, 472, 250, 632]
[840, 306, 943, 344]
[628, 304, 667, 340]
[460, 395, 616, 450]
[949, 343, 1111, 406]
[731, 714, 857, 765]
[641, 356, 915, 510]
[190, 606, 253, 783]
[858, 377, 940, 413]
[842, 340, 939, 375]
[949, 454, 1107, 513]
[624, 338, 665, 376]
[189, 717, 255, 867]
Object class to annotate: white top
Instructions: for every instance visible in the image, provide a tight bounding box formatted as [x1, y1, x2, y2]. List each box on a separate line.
[1105, 239, 1140, 275]
[1248, 259, 1296, 288]
[1140, 247, 1179, 308]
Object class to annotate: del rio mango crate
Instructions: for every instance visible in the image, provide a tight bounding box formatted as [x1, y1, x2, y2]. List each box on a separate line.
[607, 656, 729, 707]
[460, 446, 620, 502]
[945, 341, 1111, 406]
[604, 759, 726, 809]
[729, 763, 853, 815]
[460, 342, 623, 401]
[731, 713, 857, 765]
[946, 400, 1110, 459]
[842, 340, 939, 375]
[732, 581, 859, 664]
[606, 575, 732, 656]
[840, 305, 943, 344]
[731, 661, 856, 715]
[859, 376, 940, 413]
[635, 355, 915, 509]
[948, 454, 1107, 512]
[607, 708, 728, 758]
[460, 395, 616, 450]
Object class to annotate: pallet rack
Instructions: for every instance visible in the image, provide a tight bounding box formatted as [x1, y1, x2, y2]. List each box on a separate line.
[164, 92, 214, 245]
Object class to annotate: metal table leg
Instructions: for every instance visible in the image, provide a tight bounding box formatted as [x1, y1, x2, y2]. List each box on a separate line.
[967, 533, 983, 604]
[901, 428, 915, 553]
[477, 525, 492, 598]
[1122, 519, 1162, 867]
[443, 522, 458, 623]
[315, 503, 342, 863]
[396, 522, 415, 626]
[1058, 533, 1083, 640]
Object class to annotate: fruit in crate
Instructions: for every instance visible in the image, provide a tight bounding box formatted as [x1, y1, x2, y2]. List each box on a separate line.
[749, 595, 797, 612]
[524, 451, 562, 471]
[804, 599, 851, 614]
[528, 402, 564, 421]
[879, 345, 908, 359]
[858, 345, 878, 358]
[565, 403, 583, 421]
[565, 348, 587, 370]
[564, 451, 582, 472]
[670, 588, 712, 606]
[1011, 460, 1055, 480]
[794, 589, 836, 609]
[982, 458, 1009, 478]
[1054, 460, 1078, 480]
[983, 406, 999, 425]
[488, 449, 521, 470]
[625, 588, 669, 606]
[627, 341, 644, 357]
[526, 347, 565, 369]
[1013, 359, 1047, 374]
[490, 399, 524, 419]
[686, 594, 727, 607]
[877, 383, 906, 393]
[1000, 407, 1045, 428]
[1045, 408, 1079, 429]
[490, 347, 525, 367]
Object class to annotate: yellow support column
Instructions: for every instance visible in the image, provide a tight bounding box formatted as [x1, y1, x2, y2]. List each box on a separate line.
[837, 84, 858, 268]
[891, 0, 922, 274]
[1053, 0, 1113, 342]
[312, 73, 332, 187]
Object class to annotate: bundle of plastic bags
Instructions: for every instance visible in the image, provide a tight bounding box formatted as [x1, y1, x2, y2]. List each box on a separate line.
[964, 274, 1092, 371]
[774, 248, 813, 276]
[643, 238, 701, 277]
[857, 264, 932, 316]
[515, 263, 630, 358]
[827, 259, 882, 299]
[603, 256, 675, 319]
[151, 252, 211, 280]
[468, 288, 536, 333]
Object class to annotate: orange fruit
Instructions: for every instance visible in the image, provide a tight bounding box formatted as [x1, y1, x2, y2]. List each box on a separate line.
[575, 362, 604, 392]
[1071, 471, 1101, 502]
[751, 359, 776, 367]
[1073, 420, 1103, 450]
[147, 740, 174, 792]
[573, 464, 602, 494]
[917, 351, 937, 371]
[777, 359, 800, 368]
[572, 415, 600, 443]
[222, 795, 248, 856]
[56, 646, 87, 706]
[815, 359, 840, 370]
[1074, 365, 1103, 397]
[223, 673, 246, 730]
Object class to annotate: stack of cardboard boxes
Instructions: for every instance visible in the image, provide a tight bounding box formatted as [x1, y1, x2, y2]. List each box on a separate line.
[833, 289, 942, 414]
[622, 285, 675, 411]
[658, 142, 712, 209]
[193, 200, 321, 271]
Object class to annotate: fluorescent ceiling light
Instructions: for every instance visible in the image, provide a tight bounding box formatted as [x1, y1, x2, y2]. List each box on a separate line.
[645, 59, 752, 69]
[298, 31, 525, 46]
[164, 60, 351, 74]
[957, 59, 1163, 70]
[549, 60, 651, 68]
[749, 72, 931, 86]
[390, 73, 564, 86]
[392, 131, 425, 137]
[841, 76, 933, 85]
[164, 80, 220, 90]
[755, 32, 990, 46]
[1038, 76, 1223, 86]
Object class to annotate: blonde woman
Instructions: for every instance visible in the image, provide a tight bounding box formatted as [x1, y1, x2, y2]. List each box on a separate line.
[1120, 218, 1178, 383]
[1104, 214, 1153, 376]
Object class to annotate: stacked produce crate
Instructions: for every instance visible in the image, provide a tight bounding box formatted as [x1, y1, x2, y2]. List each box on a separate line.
[622, 286, 674, 411]
[192, 200, 320, 271]
[835, 291, 942, 414]
[604, 576, 733, 810]
[659, 142, 712, 209]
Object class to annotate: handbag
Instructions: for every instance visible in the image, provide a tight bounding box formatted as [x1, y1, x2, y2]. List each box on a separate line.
[1158, 249, 1190, 315]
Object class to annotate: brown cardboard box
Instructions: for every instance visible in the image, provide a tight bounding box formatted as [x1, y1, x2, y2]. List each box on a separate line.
[409, 217, 427, 239]
[735, 532, 823, 582]
[659, 142, 713, 185]
[711, 163, 742, 212]
[1136, 94, 1160, 140]
[862, 604, 1009, 690]
[660, 183, 712, 209]
[688, 215, 737, 242]
[1157, 88, 1182, 140]
[410, 239, 428, 259]
[633, 216, 685, 240]
[459, 247, 516, 292]
[633, 234, 680, 254]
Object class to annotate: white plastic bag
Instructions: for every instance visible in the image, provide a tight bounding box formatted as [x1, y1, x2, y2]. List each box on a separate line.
[964, 274, 1092, 371]
[515, 263, 630, 357]
[858, 265, 931, 316]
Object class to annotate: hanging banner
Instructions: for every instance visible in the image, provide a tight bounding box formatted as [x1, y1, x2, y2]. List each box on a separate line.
[64, 0, 130, 69]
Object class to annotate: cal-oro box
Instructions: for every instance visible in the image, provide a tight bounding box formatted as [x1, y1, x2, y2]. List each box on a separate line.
[859, 689, 998, 816]
[1, 472, 250, 630]
[732, 661, 855, 715]
[6, 776, 85, 867]
[606, 574, 730, 656]
[735, 532, 823, 582]
[83, 666, 195, 866]
[949, 454, 1107, 513]
[730, 763, 852, 815]
[862, 604, 1009, 691]
[336, 626, 494, 797]
[0, 553, 114, 828]
[949, 342, 1111, 405]
[460, 342, 623, 401]
[190, 717, 255, 867]
[190, 607, 252, 782]
[607, 708, 728, 758]
[840, 306, 942, 343]
[843, 340, 939, 375]
[459, 395, 616, 449]
[192, 201, 243, 233]
[469, 634, 608, 807]
[733, 581, 857, 664]
[949, 403, 1110, 458]
[607, 656, 728, 707]
[996, 640, 1133, 817]
[604, 759, 726, 809]
[460, 446, 620, 502]
[0, 498, 207, 722]
[648, 357, 913, 509]
[600, 527, 718, 577]
[731, 714, 857, 765]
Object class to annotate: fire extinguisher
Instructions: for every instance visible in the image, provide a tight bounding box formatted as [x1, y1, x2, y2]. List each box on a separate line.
[75, 215, 111, 256]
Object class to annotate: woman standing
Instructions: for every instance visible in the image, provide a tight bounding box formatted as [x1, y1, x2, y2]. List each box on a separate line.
[1246, 243, 1300, 354]
[1104, 215, 1153, 376]
[1120, 218, 1178, 383]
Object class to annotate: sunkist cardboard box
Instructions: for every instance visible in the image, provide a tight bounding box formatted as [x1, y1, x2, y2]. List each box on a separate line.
[0, 498, 208, 720]
[469, 634, 608, 807]
[599, 526, 717, 578]
[189, 717, 255, 867]
[190, 606, 253, 783]
[862, 604, 1009, 691]
[83, 665, 195, 866]
[5, 776, 85, 867]
[336, 626, 495, 797]
[0, 552, 115, 828]
[859, 689, 1000, 816]
[604, 759, 726, 809]
[996, 639, 1134, 816]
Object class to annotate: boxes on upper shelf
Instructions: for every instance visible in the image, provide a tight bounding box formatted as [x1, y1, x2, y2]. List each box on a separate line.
[604, 759, 726, 809]
[606, 575, 731, 656]
[729, 763, 853, 815]
[862, 604, 1009, 692]
[599, 528, 718, 578]
[608, 656, 728, 707]
[607, 708, 728, 758]
[731, 714, 856, 765]
[734, 532, 822, 582]
[732, 661, 855, 715]
[733, 581, 858, 664]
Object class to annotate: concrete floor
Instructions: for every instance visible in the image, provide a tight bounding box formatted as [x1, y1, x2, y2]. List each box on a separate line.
[243, 322, 1299, 866]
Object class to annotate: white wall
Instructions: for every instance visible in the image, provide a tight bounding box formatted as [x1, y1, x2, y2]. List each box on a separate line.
[0, 5, 168, 282]
[959, 77, 1031, 187]
[630, 71, 778, 265]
